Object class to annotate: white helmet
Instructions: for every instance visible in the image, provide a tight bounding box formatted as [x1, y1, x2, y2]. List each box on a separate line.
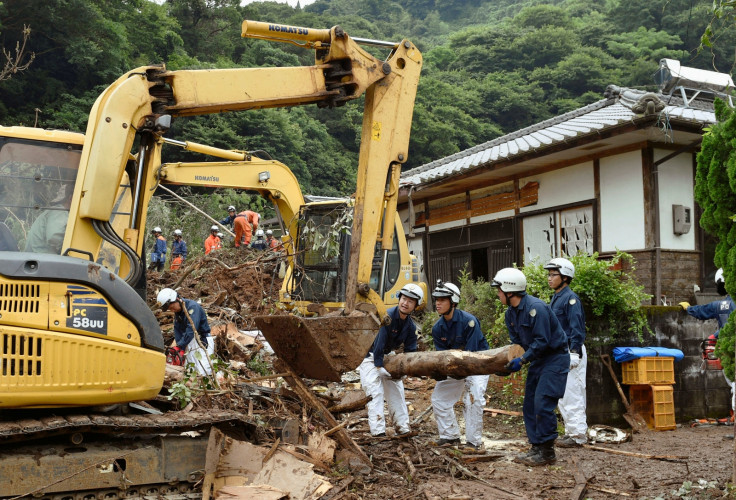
[217, 232, 224, 238]
[227, 205, 236, 212]
[255, 229, 264, 238]
[432, 281, 461, 304]
[210, 225, 219, 232]
[716, 268, 725, 284]
[173, 229, 182, 236]
[152, 226, 162, 233]
[544, 257, 575, 279]
[491, 268, 527, 293]
[266, 229, 273, 236]
[398, 283, 424, 306]
[156, 288, 178, 311]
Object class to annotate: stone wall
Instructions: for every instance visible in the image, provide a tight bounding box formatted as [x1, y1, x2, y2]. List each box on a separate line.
[623, 250, 702, 305]
[586, 306, 732, 427]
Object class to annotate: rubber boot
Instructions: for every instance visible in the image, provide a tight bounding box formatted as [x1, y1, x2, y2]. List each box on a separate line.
[514, 444, 540, 462]
[518, 440, 556, 466]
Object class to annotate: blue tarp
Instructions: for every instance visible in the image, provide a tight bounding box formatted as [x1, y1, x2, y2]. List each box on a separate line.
[612, 346, 684, 363]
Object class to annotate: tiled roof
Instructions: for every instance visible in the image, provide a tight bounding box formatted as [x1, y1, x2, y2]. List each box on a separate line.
[401, 85, 717, 187]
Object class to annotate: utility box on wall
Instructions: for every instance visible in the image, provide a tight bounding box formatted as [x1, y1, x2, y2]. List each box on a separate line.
[672, 204, 691, 235]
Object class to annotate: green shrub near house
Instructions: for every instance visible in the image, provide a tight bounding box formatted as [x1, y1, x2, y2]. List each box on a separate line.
[418, 251, 652, 349]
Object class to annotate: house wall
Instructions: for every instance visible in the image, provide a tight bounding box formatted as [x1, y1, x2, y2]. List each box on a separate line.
[519, 162, 594, 213]
[600, 150, 646, 252]
[655, 149, 696, 251]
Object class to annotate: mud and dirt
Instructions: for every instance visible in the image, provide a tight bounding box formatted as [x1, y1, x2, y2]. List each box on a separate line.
[148, 250, 736, 500]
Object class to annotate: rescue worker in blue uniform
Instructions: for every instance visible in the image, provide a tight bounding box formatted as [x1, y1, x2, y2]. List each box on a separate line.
[219, 205, 237, 228]
[170, 229, 188, 270]
[680, 268, 736, 411]
[493, 267, 569, 466]
[359, 284, 423, 437]
[149, 227, 167, 272]
[545, 258, 588, 447]
[157, 288, 215, 376]
[430, 281, 490, 450]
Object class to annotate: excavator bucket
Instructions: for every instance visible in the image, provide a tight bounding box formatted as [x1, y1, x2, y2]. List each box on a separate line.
[254, 313, 379, 381]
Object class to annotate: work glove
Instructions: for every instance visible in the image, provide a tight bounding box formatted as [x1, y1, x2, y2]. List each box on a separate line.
[679, 301, 690, 311]
[377, 367, 392, 379]
[569, 352, 581, 369]
[504, 357, 523, 373]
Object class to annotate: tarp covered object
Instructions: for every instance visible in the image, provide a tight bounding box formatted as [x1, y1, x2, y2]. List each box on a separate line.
[612, 346, 684, 363]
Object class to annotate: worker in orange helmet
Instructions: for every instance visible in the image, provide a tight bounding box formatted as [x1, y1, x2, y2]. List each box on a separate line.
[204, 226, 221, 255]
[233, 210, 260, 247]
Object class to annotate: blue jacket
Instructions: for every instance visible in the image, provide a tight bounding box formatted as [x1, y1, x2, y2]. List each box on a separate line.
[219, 214, 236, 227]
[369, 306, 418, 367]
[251, 238, 268, 250]
[687, 296, 736, 338]
[506, 294, 568, 364]
[549, 286, 586, 353]
[432, 309, 490, 352]
[171, 239, 188, 261]
[173, 298, 211, 349]
[151, 235, 167, 263]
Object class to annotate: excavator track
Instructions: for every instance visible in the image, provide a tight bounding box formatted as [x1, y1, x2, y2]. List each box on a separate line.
[0, 409, 259, 498]
[0, 409, 256, 444]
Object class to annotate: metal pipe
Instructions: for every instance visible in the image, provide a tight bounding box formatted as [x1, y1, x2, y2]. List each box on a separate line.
[130, 137, 149, 225]
[161, 137, 248, 161]
[378, 249, 389, 299]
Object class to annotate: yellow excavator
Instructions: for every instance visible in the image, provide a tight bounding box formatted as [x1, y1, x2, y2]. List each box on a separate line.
[0, 20, 423, 410]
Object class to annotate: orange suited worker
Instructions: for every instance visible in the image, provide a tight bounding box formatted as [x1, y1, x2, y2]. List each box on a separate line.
[204, 226, 221, 255]
[234, 210, 260, 247]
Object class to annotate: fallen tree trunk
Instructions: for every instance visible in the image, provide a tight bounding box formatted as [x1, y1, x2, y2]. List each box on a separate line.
[383, 344, 525, 378]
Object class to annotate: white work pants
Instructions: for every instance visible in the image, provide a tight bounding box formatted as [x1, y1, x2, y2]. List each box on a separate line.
[186, 336, 215, 376]
[431, 374, 490, 445]
[559, 345, 588, 443]
[359, 354, 410, 436]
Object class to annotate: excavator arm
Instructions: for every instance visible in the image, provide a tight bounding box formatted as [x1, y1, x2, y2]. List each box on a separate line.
[64, 21, 422, 320]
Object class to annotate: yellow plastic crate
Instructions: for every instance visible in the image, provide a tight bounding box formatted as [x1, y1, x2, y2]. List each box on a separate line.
[621, 356, 675, 385]
[629, 384, 676, 431]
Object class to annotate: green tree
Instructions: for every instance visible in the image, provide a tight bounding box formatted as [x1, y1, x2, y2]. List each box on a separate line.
[695, 100, 736, 379]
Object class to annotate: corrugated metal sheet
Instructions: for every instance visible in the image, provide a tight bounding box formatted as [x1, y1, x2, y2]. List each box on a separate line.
[401, 87, 717, 187]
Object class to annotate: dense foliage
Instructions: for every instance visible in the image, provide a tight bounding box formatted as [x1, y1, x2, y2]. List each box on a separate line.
[695, 100, 736, 380]
[1, 0, 733, 197]
[418, 252, 652, 348]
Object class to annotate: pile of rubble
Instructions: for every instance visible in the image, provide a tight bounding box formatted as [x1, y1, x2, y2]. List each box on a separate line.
[145, 249, 521, 500]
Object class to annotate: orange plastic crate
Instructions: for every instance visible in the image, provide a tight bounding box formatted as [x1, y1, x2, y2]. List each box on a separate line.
[621, 357, 675, 385]
[629, 384, 676, 431]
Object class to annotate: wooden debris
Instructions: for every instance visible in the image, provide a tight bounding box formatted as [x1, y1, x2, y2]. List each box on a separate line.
[483, 408, 522, 417]
[307, 432, 337, 463]
[588, 485, 631, 496]
[459, 453, 505, 464]
[274, 359, 372, 469]
[582, 444, 688, 461]
[216, 484, 288, 500]
[397, 445, 416, 479]
[383, 345, 525, 378]
[327, 390, 371, 414]
[570, 457, 588, 500]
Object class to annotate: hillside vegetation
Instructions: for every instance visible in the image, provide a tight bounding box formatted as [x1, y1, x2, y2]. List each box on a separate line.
[0, 0, 733, 196]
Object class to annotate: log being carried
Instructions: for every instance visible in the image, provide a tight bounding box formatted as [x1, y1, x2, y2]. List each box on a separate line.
[382, 344, 525, 379]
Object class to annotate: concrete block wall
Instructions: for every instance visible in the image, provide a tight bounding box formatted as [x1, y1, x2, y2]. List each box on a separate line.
[586, 306, 732, 427]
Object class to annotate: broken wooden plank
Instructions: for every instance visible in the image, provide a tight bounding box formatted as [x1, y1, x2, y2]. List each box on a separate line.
[274, 359, 372, 469]
[383, 345, 525, 378]
[582, 444, 687, 461]
[570, 457, 588, 500]
[483, 408, 522, 417]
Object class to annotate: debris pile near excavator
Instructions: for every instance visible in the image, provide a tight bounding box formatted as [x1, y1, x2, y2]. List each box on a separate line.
[137, 250, 736, 500]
